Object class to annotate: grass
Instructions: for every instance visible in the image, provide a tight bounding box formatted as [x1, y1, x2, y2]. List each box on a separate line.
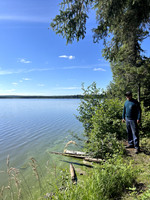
[120, 137, 150, 200]
[51, 156, 136, 200]
[1, 139, 150, 200]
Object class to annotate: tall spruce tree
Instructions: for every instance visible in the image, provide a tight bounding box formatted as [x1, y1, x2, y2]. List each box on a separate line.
[50, 0, 150, 101]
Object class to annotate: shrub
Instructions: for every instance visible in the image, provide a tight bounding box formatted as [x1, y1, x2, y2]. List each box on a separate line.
[76, 83, 127, 158]
[85, 98, 126, 158]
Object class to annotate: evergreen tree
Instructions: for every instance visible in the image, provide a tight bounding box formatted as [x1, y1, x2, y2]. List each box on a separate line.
[106, 57, 150, 104]
[51, 0, 150, 58]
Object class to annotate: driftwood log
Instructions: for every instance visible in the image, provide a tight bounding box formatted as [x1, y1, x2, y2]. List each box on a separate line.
[70, 164, 77, 184]
[49, 150, 103, 163]
[64, 150, 86, 155]
[84, 157, 103, 163]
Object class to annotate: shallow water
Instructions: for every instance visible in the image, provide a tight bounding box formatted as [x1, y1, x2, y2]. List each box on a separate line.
[0, 99, 83, 186]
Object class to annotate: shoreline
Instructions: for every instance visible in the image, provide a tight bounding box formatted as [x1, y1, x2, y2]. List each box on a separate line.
[0, 95, 84, 99]
[0, 94, 103, 99]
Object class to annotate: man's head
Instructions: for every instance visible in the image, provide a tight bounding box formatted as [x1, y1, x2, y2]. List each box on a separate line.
[125, 91, 132, 100]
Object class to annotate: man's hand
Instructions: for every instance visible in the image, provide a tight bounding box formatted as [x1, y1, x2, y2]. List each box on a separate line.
[137, 120, 140, 124]
[122, 119, 125, 123]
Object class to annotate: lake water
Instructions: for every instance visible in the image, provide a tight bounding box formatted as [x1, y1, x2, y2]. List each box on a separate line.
[0, 99, 83, 187]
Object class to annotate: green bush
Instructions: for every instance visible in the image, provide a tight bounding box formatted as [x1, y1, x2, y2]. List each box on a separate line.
[76, 83, 127, 159]
[85, 98, 126, 158]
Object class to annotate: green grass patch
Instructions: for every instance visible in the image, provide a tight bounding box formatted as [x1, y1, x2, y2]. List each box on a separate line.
[50, 156, 136, 200]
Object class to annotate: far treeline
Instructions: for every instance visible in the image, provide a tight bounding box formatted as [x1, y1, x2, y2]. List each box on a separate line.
[51, 0, 150, 107]
[0, 94, 103, 99]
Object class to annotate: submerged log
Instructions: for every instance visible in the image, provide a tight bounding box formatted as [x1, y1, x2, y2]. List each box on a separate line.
[70, 164, 77, 184]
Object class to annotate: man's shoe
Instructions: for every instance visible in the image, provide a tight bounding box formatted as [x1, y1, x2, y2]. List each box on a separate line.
[135, 148, 139, 154]
[125, 145, 134, 148]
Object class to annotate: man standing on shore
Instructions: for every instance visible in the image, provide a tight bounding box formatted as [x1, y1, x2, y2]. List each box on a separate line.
[122, 91, 141, 154]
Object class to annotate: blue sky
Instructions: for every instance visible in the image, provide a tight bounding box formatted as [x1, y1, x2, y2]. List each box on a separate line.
[0, 0, 149, 96]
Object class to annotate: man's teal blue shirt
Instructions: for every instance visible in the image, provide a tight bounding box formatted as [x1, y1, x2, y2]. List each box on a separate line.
[122, 99, 141, 120]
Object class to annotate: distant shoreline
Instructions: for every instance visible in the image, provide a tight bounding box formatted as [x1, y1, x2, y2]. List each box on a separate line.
[0, 94, 103, 99]
[0, 95, 84, 99]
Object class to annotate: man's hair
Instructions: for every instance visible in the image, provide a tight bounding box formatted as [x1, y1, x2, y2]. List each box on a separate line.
[125, 91, 132, 96]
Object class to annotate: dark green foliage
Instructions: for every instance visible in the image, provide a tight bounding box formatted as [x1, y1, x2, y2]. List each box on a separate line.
[51, 0, 150, 61]
[50, 0, 93, 44]
[94, 0, 150, 64]
[77, 83, 126, 158]
[106, 58, 150, 104]
[86, 98, 126, 158]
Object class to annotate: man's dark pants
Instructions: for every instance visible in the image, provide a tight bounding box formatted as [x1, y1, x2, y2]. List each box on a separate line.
[126, 118, 139, 149]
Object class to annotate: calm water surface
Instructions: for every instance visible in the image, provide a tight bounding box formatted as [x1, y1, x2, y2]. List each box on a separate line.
[0, 99, 83, 186]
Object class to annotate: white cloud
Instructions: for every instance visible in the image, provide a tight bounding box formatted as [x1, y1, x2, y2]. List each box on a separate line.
[59, 55, 75, 60]
[18, 58, 32, 64]
[93, 68, 106, 72]
[22, 78, 31, 81]
[12, 82, 18, 85]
